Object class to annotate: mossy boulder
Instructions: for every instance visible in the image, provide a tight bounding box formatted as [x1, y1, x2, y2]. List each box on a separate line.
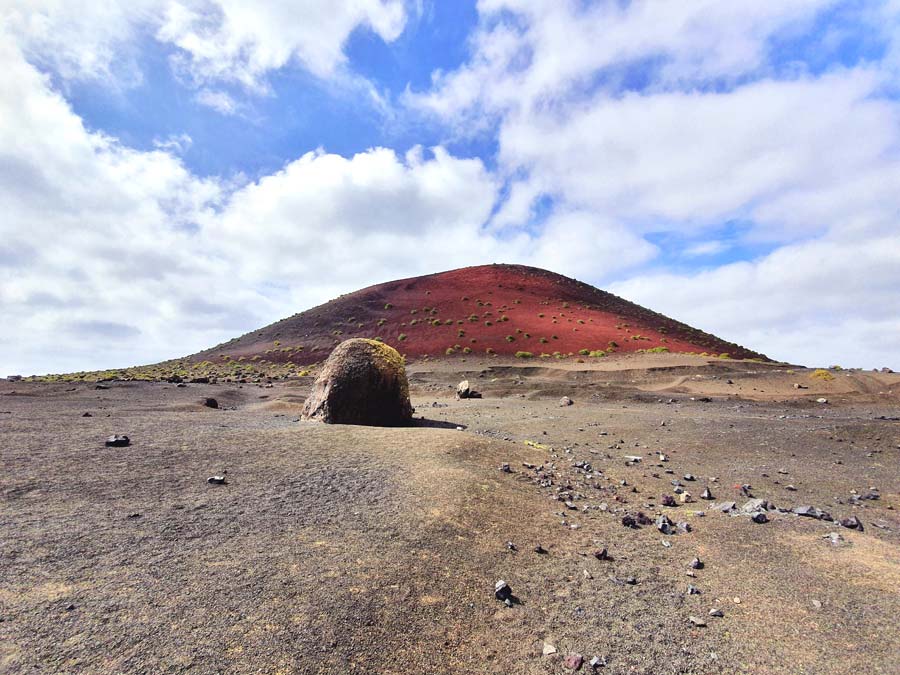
[301, 338, 412, 426]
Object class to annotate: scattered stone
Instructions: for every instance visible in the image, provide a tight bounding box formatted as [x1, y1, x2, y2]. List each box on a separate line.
[658, 453, 669, 462]
[589, 655, 605, 668]
[203, 397, 218, 409]
[559, 396, 574, 407]
[733, 597, 741, 604]
[701, 487, 714, 500]
[690, 557, 703, 570]
[506, 541, 517, 551]
[104, 434, 130, 448]
[709, 608, 724, 617]
[785, 484, 798, 491]
[534, 545, 548, 554]
[494, 580, 512, 602]
[95, 384, 110, 390]
[687, 584, 701, 595]
[127, 513, 141, 519]
[710, 501, 736, 512]
[542, 643, 557, 656]
[82, 412, 92, 417]
[811, 599, 822, 609]
[207, 475, 227, 485]
[593, 548, 611, 561]
[625, 576, 637, 585]
[817, 398, 828, 404]
[689, 616, 707, 627]
[656, 514, 674, 535]
[741, 498, 769, 513]
[824, 532, 845, 545]
[583, 569, 593, 580]
[661, 495, 677, 507]
[679, 492, 693, 504]
[563, 654, 584, 670]
[839, 516, 863, 530]
[621, 515, 637, 528]
[683, 473, 696, 481]
[793, 505, 832, 521]
[751, 512, 769, 524]
[636, 512, 653, 526]
[677, 521, 692, 533]
[301, 339, 413, 425]
[499, 463, 512, 473]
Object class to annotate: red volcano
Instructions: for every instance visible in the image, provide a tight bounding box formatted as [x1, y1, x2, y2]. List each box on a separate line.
[191, 264, 766, 366]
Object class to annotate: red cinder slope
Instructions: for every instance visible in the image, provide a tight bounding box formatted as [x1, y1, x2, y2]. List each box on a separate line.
[190, 264, 766, 366]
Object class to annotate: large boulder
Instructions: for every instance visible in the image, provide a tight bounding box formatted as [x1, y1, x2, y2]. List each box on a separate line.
[301, 339, 413, 426]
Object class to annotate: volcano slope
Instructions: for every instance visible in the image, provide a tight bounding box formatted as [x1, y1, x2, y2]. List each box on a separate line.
[189, 264, 765, 373]
[3, 353, 899, 674]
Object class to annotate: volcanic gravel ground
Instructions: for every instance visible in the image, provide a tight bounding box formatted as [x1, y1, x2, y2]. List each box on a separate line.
[2, 356, 899, 674]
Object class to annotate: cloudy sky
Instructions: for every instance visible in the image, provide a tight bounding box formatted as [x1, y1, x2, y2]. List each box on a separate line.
[2, 0, 899, 375]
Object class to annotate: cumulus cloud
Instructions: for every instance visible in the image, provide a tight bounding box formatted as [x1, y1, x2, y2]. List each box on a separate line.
[2, 0, 407, 93]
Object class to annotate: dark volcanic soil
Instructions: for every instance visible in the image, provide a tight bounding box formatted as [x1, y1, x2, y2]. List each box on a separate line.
[2, 355, 899, 674]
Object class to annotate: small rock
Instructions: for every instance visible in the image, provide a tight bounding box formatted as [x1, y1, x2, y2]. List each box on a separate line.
[563, 654, 584, 670]
[499, 463, 512, 473]
[690, 557, 703, 569]
[689, 615, 707, 627]
[534, 544, 548, 554]
[593, 548, 611, 561]
[494, 580, 511, 602]
[542, 642, 557, 656]
[661, 495, 677, 507]
[105, 434, 130, 448]
[559, 396, 574, 407]
[687, 584, 701, 595]
[741, 498, 769, 513]
[625, 576, 637, 585]
[811, 599, 822, 609]
[709, 608, 724, 617]
[701, 487, 714, 500]
[710, 501, 736, 512]
[817, 397, 828, 404]
[751, 512, 768, 524]
[839, 516, 862, 530]
[589, 655, 605, 668]
[506, 541, 517, 551]
[207, 475, 227, 485]
[203, 397, 218, 409]
[656, 514, 674, 534]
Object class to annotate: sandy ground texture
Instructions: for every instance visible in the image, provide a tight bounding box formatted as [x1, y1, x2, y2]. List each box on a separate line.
[2, 354, 899, 674]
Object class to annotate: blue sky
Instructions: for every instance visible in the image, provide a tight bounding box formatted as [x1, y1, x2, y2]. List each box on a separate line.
[2, 0, 899, 374]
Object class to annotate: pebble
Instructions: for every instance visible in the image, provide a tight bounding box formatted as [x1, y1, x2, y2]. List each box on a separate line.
[203, 397, 218, 409]
[689, 616, 707, 627]
[751, 512, 768, 524]
[542, 642, 557, 656]
[534, 545, 548, 554]
[690, 557, 703, 569]
[559, 396, 574, 407]
[563, 654, 584, 670]
[207, 475, 227, 485]
[709, 608, 724, 617]
[701, 487, 714, 500]
[105, 434, 130, 448]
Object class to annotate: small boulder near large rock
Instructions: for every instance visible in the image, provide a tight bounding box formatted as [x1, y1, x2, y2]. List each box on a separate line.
[301, 339, 412, 426]
[457, 380, 482, 399]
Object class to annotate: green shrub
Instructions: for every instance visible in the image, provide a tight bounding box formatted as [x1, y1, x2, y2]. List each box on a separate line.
[463, 347, 472, 354]
[384, 303, 393, 310]
[398, 333, 407, 341]
[505, 335, 515, 342]
[515, 351, 533, 358]
[589, 350, 607, 358]
[579, 349, 590, 356]
[539, 337, 548, 343]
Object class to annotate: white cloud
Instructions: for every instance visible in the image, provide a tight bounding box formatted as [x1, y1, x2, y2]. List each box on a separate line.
[194, 88, 240, 115]
[611, 234, 900, 369]
[2, 0, 407, 93]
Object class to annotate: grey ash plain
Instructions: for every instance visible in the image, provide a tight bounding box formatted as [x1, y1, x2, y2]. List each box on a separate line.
[2, 354, 899, 674]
